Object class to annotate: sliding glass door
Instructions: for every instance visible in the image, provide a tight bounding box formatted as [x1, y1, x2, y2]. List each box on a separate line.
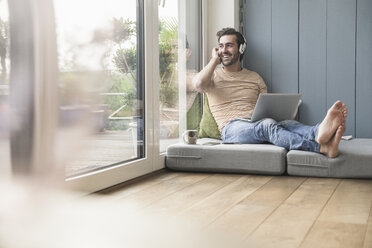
[54, 0, 145, 178]
[58, 0, 153, 191]
[5, 0, 203, 192]
[6, 0, 154, 192]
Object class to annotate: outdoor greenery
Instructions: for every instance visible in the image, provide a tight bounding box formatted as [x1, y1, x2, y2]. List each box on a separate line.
[158, 17, 178, 108]
[105, 73, 136, 118]
[111, 18, 137, 85]
[59, 16, 180, 131]
[110, 17, 179, 110]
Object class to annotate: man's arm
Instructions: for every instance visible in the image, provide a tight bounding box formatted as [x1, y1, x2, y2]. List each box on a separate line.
[257, 74, 267, 94]
[192, 48, 221, 93]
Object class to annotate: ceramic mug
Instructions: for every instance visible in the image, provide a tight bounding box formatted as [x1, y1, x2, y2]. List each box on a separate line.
[182, 130, 198, 144]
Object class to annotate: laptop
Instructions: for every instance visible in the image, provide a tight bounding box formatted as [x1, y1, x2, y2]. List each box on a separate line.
[238, 93, 302, 122]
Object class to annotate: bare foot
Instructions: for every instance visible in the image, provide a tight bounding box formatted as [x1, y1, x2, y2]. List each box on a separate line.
[319, 124, 345, 158]
[340, 103, 348, 119]
[316, 101, 345, 144]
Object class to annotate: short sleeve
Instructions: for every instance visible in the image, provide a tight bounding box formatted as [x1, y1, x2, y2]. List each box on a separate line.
[257, 74, 267, 94]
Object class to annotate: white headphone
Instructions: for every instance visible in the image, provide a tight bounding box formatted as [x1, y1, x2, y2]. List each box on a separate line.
[239, 35, 247, 54]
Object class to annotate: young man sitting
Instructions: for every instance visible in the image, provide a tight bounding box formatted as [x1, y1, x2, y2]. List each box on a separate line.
[192, 27, 347, 158]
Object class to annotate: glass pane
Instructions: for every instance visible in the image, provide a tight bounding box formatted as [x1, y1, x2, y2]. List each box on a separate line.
[0, 0, 10, 178]
[159, 0, 202, 152]
[184, 0, 202, 134]
[54, 0, 144, 177]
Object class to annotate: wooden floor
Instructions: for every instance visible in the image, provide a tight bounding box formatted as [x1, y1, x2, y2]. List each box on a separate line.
[97, 170, 372, 248]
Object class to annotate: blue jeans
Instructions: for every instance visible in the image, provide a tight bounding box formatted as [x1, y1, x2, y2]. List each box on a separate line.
[221, 118, 320, 152]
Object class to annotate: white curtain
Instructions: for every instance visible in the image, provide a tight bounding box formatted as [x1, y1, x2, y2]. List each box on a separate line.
[9, 0, 61, 183]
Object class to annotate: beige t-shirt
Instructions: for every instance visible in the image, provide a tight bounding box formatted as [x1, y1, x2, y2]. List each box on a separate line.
[206, 68, 267, 131]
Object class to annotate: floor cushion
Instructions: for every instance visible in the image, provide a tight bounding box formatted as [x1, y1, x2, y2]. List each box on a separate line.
[287, 139, 372, 178]
[166, 138, 287, 175]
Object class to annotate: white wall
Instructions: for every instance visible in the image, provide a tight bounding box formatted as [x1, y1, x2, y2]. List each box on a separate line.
[204, 0, 240, 65]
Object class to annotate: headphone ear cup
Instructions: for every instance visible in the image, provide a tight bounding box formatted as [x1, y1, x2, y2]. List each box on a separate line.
[239, 43, 246, 54]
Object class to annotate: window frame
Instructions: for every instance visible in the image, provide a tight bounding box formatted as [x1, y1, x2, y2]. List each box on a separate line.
[7, 0, 205, 193]
[7, 0, 161, 193]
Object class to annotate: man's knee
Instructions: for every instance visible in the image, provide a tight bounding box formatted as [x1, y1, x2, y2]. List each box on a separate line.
[260, 118, 277, 126]
[254, 118, 278, 138]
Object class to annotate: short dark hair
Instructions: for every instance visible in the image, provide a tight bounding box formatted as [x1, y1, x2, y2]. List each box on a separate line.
[216, 27, 245, 61]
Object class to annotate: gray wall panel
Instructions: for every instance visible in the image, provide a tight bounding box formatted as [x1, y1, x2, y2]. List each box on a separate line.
[299, 0, 327, 125]
[326, 0, 356, 136]
[272, 0, 298, 93]
[356, 0, 372, 138]
[243, 0, 272, 92]
[242, 0, 372, 137]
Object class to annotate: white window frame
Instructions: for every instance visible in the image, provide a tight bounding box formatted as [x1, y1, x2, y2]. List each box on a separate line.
[65, 0, 162, 192]
[8, 0, 163, 193]
[9, 0, 207, 193]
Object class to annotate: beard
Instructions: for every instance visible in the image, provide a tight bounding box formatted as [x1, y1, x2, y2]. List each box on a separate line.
[220, 52, 240, 66]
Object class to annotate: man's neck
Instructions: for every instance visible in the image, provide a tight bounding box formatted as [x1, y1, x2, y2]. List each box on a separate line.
[222, 62, 242, 72]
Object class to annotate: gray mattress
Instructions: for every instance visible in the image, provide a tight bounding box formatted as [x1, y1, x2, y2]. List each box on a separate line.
[287, 139, 372, 178]
[166, 139, 287, 175]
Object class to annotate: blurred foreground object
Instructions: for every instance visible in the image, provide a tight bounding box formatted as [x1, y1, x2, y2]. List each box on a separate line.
[0, 180, 243, 248]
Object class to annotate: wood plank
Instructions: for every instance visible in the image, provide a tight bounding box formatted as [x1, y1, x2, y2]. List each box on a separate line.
[326, 0, 356, 136]
[364, 206, 372, 248]
[301, 221, 366, 248]
[299, 0, 327, 125]
[316, 180, 372, 224]
[183, 175, 272, 226]
[243, 0, 272, 92]
[272, 0, 298, 93]
[244, 178, 340, 248]
[114, 173, 211, 212]
[300, 179, 372, 248]
[356, 0, 372, 138]
[209, 176, 305, 239]
[147, 174, 240, 215]
[95, 171, 181, 200]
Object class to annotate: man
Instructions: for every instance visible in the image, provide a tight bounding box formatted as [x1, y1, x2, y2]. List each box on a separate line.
[192, 27, 347, 158]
